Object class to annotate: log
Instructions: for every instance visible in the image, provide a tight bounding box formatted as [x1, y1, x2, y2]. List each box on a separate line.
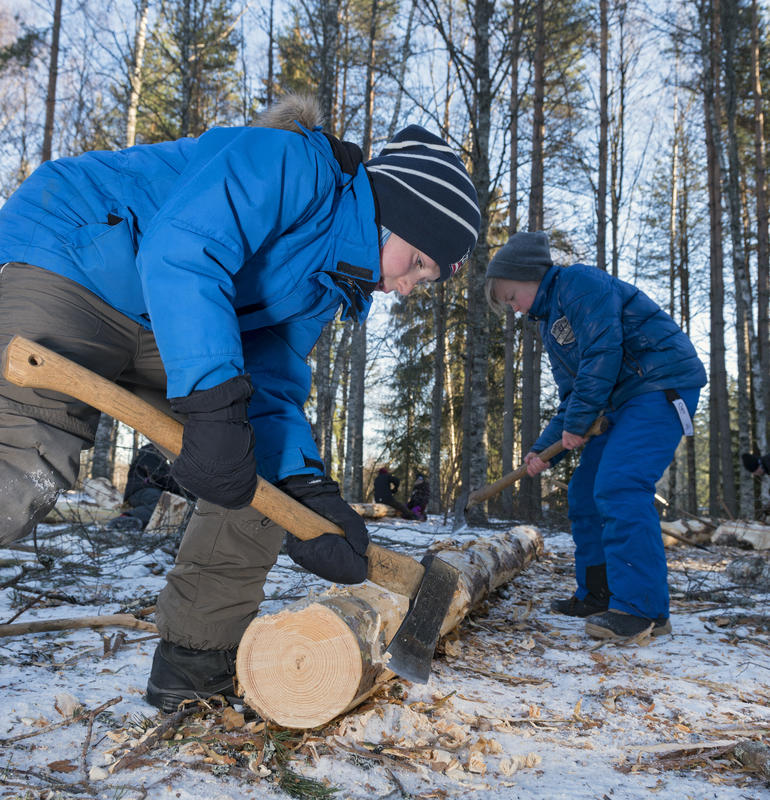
[145, 491, 192, 533]
[236, 525, 543, 729]
[43, 497, 118, 525]
[713, 520, 770, 550]
[348, 502, 397, 519]
[660, 518, 714, 550]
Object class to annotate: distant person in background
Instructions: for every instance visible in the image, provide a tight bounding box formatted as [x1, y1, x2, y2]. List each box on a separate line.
[107, 444, 193, 530]
[373, 467, 416, 520]
[742, 452, 770, 478]
[407, 473, 430, 521]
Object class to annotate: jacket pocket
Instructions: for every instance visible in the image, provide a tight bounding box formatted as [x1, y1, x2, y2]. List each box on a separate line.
[63, 213, 147, 315]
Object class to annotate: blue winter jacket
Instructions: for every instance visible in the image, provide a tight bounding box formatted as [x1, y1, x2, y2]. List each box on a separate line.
[0, 126, 380, 482]
[530, 264, 707, 453]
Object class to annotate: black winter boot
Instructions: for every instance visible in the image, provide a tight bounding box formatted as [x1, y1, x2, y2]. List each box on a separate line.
[550, 593, 608, 617]
[145, 641, 239, 713]
[551, 563, 611, 617]
[585, 563, 610, 605]
[584, 610, 671, 639]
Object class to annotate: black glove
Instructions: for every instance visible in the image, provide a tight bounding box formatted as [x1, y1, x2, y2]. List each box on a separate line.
[279, 475, 369, 584]
[169, 374, 257, 509]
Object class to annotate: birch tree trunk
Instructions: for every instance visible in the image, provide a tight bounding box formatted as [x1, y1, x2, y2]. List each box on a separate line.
[429, 284, 446, 514]
[345, 320, 365, 501]
[596, 0, 608, 272]
[313, 0, 340, 472]
[328, 323, 351, 480]
[751, 0, 770, 510]
[668, 74, 680, 508]
[91, 413, 116, 481]
[344, 0, 378, 500]
[455, 0, 492, 522]
[518, 0, 545, 521]
[337, 354, 349, 488]
[41, 0, 63, 162]
[386, 0, 417, 139]
[431, 24, 455, 515]
[677, 126, 698, 513]
[126, 0, 150, 148]
[236, 526, 543, 729]
[669, 70, 699, 514]
[178, 0, 193, 137]
[721, 0, 755, 517]
[444, 321, 460, 510]
[266, 0, 275, 106]
[502, 0, 521, 517]
[609, 1, 628, 280]
[700, 0, 735, 517]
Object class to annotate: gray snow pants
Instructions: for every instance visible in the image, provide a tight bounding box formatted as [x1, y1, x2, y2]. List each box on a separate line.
[0, 262, 285, 649]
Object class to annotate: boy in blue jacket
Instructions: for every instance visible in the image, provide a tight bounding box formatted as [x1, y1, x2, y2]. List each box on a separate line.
[486, 231, 707, 640]
[0, 94, 480, 709]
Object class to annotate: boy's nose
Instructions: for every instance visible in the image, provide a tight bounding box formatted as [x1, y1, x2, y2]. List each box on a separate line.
[397, 277, 416, 296]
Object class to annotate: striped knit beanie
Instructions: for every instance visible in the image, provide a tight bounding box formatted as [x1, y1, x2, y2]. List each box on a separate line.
[366, 125, 480, 281]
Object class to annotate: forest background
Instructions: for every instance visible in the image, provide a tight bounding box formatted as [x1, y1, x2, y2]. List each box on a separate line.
[0, 0, 764, 524]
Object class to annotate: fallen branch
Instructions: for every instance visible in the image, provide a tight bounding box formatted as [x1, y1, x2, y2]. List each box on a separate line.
[625, 739, 740, 756]
[0, 613, 158, 638]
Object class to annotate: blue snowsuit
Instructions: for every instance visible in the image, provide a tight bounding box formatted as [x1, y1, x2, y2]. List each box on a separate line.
[529, 264, 707, 620]
[0, 125, 379, 483]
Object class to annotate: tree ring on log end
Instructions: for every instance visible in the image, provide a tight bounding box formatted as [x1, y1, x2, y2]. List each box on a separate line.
[236, 602, 363, 729]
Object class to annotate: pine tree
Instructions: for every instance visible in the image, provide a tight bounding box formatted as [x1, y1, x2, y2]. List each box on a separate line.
[137, 0, 242, 142]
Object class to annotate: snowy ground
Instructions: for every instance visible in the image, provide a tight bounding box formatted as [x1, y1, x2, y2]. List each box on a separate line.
[1, 505, 769, 799]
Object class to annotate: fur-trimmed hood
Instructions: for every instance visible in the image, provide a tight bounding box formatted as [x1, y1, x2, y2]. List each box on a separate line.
[252, 93, 324, 133]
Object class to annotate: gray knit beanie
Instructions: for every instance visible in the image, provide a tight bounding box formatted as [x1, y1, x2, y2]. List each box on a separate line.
[486, 231, 553, 282]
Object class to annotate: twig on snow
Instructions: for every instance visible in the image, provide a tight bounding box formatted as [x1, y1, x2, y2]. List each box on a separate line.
[0, 695, 121, 745]
[109, 701, 204, 773]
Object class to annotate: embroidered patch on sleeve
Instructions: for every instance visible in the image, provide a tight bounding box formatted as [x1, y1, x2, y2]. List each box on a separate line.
[551, 316, 576, 345]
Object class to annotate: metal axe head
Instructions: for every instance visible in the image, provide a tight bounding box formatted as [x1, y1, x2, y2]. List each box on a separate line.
[384, 554, 460, 684]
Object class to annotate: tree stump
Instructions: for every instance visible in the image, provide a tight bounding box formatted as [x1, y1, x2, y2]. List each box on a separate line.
[236, 526, 543, 729]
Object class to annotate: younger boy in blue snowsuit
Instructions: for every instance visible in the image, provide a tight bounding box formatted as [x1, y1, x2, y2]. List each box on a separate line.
[486, 231, 707, 639]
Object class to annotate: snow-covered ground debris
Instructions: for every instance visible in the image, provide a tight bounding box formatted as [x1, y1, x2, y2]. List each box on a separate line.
[1, 511, 769, 799]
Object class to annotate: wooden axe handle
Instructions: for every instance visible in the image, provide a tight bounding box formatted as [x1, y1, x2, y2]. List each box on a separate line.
[2, 336, 424, 598]
[465, 414, 609, 509]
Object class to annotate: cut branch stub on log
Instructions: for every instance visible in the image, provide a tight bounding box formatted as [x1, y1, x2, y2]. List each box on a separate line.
[236, 526, 543, 729]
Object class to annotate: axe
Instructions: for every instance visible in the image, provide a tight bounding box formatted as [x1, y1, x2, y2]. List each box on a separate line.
[2, 335, 458, 684]
[452, 415, 610, 532]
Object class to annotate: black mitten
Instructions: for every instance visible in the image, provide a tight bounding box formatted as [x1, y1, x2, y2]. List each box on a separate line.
[279, 475, 369, 584]
[170, 375, 257, 509]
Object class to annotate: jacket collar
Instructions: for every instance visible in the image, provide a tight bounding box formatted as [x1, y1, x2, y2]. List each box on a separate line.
[298, 126, 381, 320]
[529, 265, 560, 320]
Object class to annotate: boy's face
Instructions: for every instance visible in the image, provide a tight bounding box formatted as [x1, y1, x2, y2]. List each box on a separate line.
[493, 278, 540, 314]
[377, 233, 441, 295]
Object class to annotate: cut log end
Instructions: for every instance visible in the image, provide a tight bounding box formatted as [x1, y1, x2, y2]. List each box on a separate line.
[236, 603, 363, 729]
